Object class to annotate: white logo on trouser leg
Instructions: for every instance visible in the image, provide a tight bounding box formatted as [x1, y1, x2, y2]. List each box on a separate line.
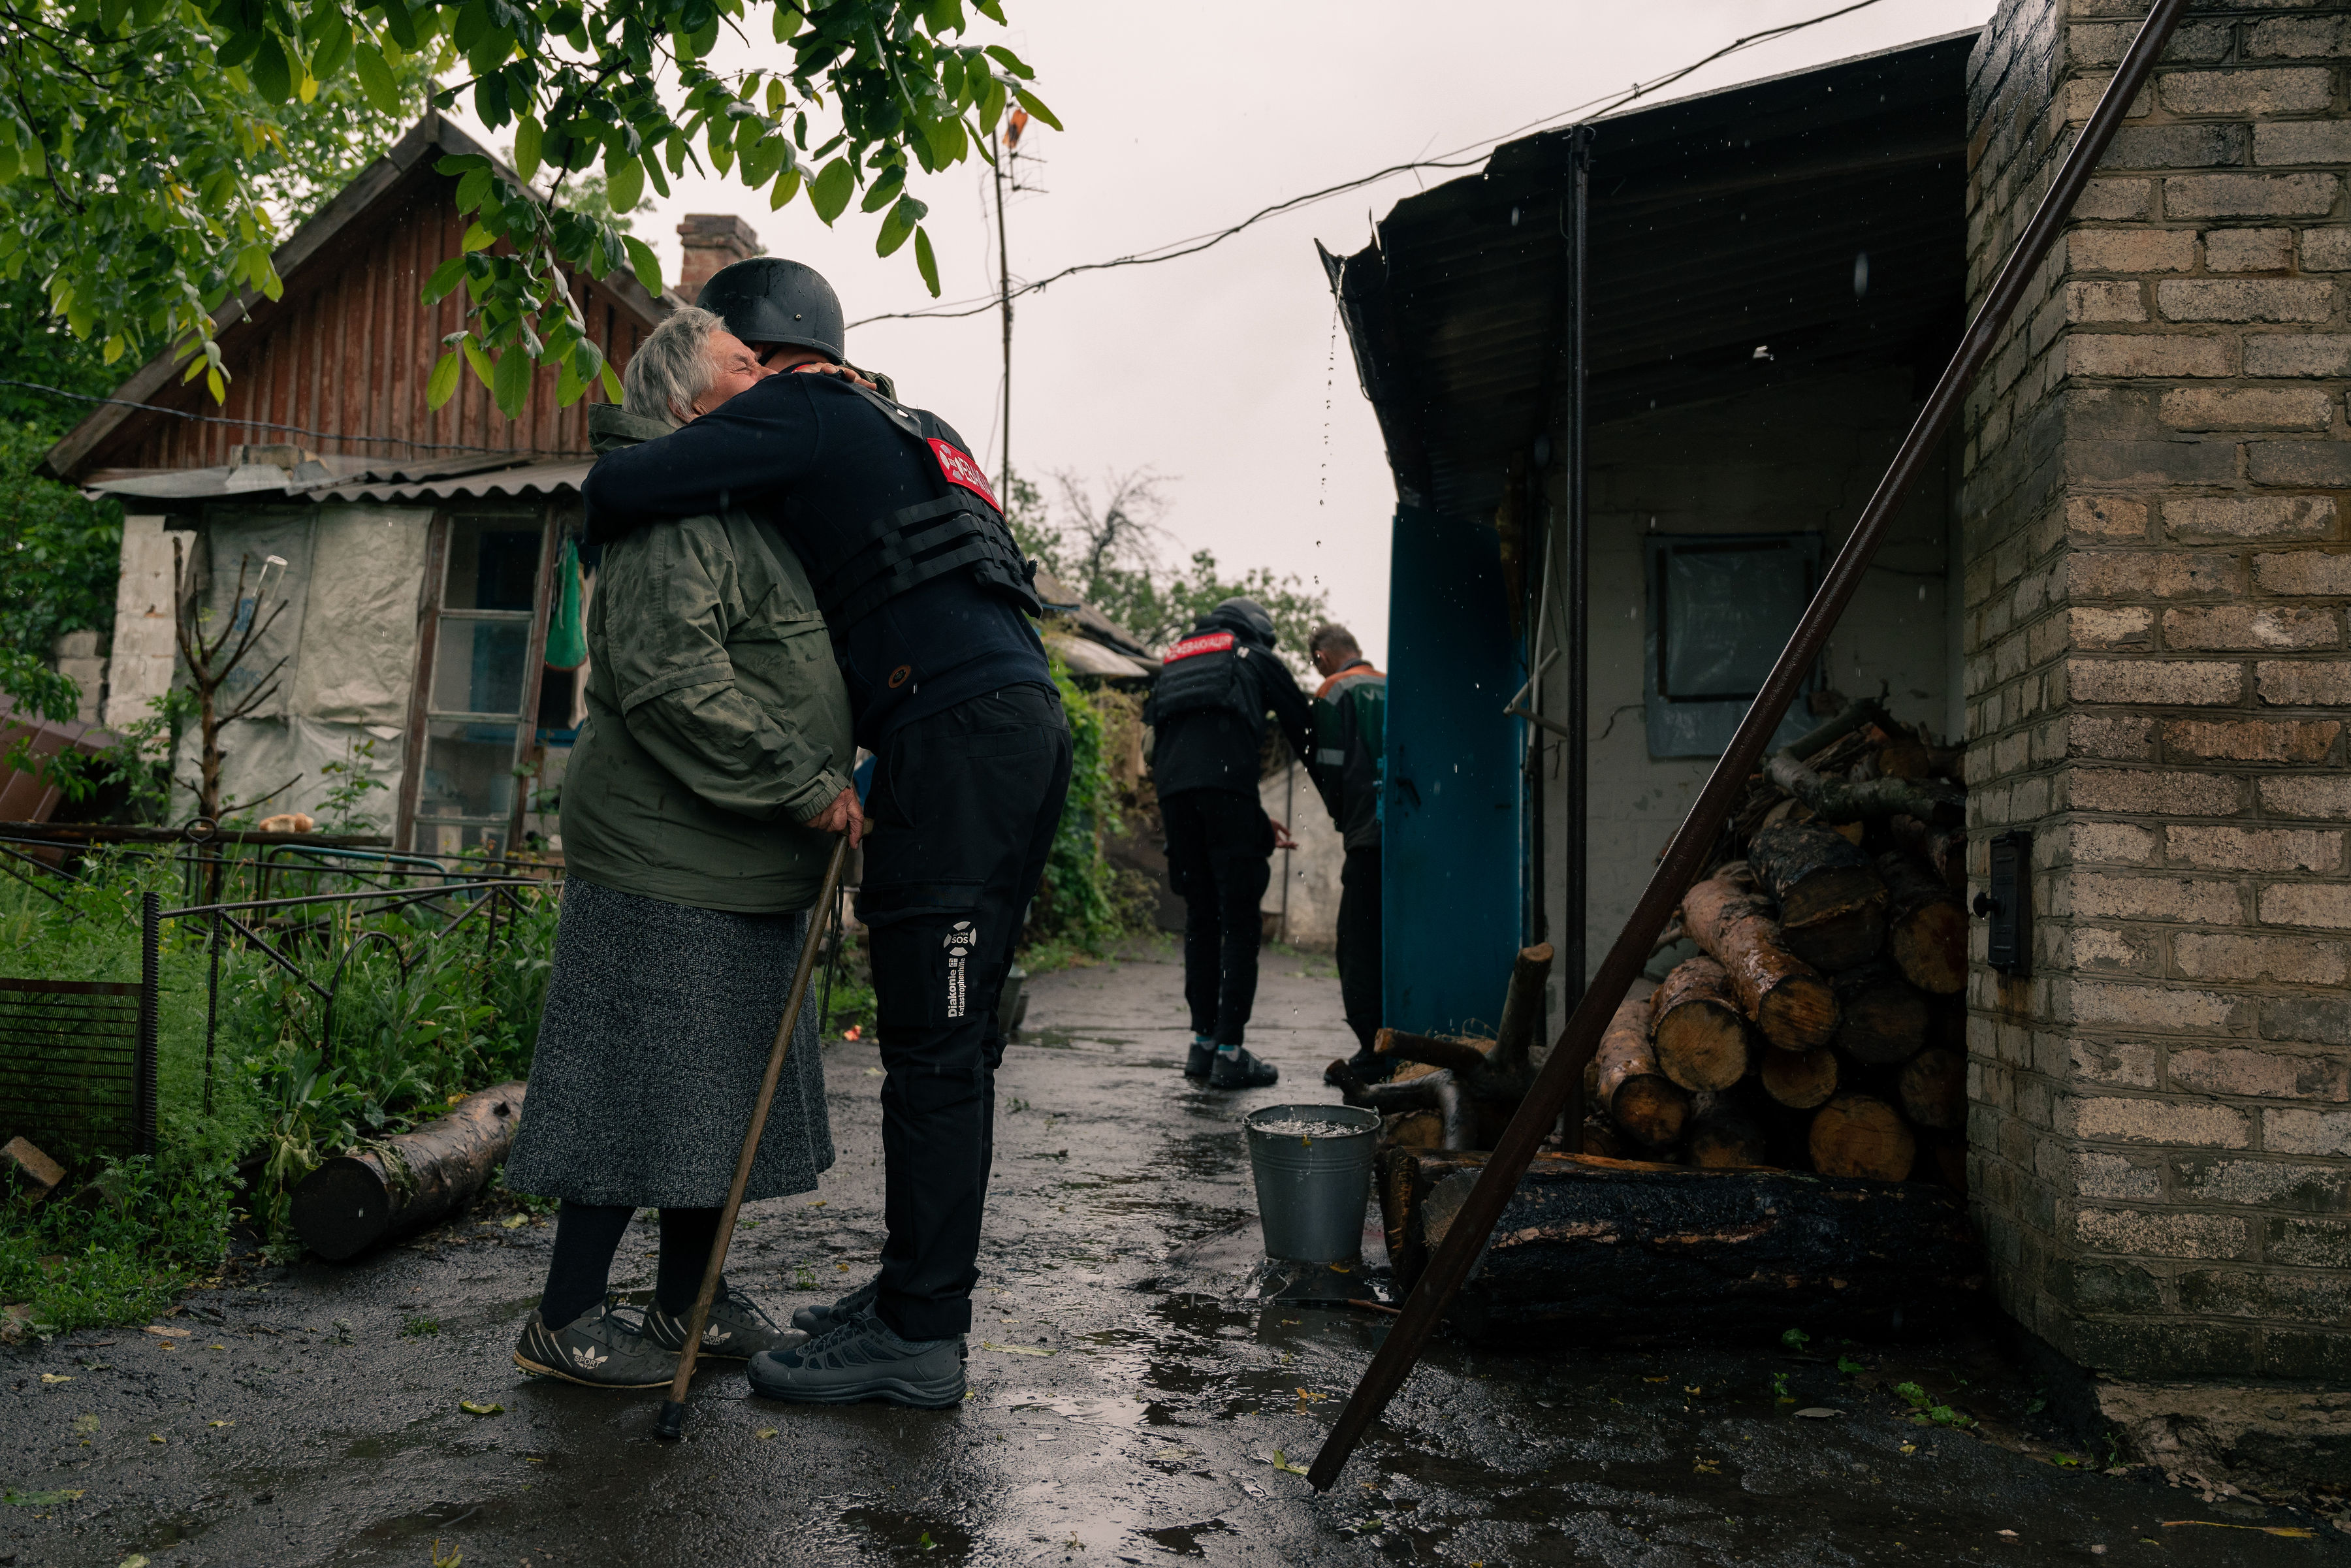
[943, 920, 977, 1017]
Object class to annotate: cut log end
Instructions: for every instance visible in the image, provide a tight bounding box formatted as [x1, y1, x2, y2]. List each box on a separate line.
[1760, 1045, 1841, 1110]
[1834, 963, 1930, 1066]
[1898, 1046, 1968, 1130]
[1755, 972, 1840, 1053]
[1650, 956, 1753, 1093]
[1808, 1093, 1917, 1181]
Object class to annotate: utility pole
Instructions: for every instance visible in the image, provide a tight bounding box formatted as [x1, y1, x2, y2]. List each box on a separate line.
[992, 125, 1014, 499]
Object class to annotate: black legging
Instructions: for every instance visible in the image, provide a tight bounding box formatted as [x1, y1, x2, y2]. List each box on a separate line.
[538, 1202, 726, 1328]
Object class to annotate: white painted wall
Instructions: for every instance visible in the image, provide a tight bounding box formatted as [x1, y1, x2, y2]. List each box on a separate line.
[104, 515, 180, 733]
[1260, 759, 1344, 950]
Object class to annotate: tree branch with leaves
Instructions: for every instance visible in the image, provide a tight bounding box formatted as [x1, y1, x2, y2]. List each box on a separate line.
[1, 0, 1057, 422]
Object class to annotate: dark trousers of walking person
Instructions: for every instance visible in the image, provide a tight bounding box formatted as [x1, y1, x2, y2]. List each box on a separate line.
[1160, 788, 1275, 1045]
[859, 685, 1072, 1343]
[1337, 846, 1383, 1055]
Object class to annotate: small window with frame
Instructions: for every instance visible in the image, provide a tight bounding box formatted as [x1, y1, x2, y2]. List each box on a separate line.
[1643, 532, 1823, 759]
[413, 515, 546, 856]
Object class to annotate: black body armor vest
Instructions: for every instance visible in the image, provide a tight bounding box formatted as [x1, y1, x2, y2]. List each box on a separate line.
[1149, 630, 1265, 737]
[785, 382, 1041, 628]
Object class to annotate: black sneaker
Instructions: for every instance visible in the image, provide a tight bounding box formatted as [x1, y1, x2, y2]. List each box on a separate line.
[643, 1292, 805, 1361]
[512, 1300, 675, 1389]
[746, 1313, 967, 1408]
[1208, 1047, 1279, 1089]
[1185, 1038, 1216, 1079]
[792, 1274, 878, 1336]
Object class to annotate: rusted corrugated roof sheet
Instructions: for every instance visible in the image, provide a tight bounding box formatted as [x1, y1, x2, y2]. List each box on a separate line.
[1331, 30, 1977, 521]
[81, 456, 595, 504]
[41, 113, 670, 484]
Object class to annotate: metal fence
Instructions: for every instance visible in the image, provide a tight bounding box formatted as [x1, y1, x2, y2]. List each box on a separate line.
[0, 828, 557, 1155]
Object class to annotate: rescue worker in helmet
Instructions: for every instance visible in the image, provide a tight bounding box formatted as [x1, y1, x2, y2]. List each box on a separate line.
[1145, 597, 1315, 1090]
[581, 257, 1070, 1413]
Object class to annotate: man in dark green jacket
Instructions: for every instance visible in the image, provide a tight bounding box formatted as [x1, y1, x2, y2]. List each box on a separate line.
[1306, 623, 1387, 1078]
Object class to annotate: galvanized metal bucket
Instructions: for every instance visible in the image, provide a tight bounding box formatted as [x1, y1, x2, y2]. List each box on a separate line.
[1244, 1102, 1381, 1263]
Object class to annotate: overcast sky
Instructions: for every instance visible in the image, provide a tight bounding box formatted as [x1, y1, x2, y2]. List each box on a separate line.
[468, 0, 1997, 664]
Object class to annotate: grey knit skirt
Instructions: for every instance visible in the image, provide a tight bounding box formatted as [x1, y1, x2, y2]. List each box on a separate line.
[505, 877, 834, 1208]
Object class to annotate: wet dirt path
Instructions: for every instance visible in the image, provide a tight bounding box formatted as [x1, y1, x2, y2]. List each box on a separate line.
[5, 950, 2343, 1566]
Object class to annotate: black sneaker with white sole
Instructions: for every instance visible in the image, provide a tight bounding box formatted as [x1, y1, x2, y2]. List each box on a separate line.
[1208, 1046, 1279, 1089]
[746, 1313, 966, 1408]
[790, 1274, 878, 1336]
[512, 1300, 675, 1389]
[643, 1292, 805, 1361]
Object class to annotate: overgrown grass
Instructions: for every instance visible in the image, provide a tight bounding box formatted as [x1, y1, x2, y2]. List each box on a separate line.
[0, 847, 554, 1334]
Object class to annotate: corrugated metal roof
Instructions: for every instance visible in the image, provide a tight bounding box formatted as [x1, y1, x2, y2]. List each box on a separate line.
[1331, 29, 1977, 521]
[84, 455, 593, 504]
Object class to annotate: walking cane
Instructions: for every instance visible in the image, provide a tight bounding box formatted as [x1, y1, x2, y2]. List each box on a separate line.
[654, 834, 852, 1440]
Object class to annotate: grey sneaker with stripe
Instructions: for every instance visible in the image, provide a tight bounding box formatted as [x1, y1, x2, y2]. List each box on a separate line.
[512, 1300, 675, 1389]
[643, 1292, 805, 1361]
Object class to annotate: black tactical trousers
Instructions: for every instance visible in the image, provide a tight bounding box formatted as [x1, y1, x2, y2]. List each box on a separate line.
[859, 684, 1071, 1342]
[1337, 848, 1383, 1055]
[1160, 788, 1274, 1046]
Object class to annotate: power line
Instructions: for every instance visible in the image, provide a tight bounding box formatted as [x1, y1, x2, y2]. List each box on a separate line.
[848, 0, 1893, 329]
[4, 377, 586, 458]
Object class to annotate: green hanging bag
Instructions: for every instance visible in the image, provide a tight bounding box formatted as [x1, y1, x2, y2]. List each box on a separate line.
[543, 537, 588, 671]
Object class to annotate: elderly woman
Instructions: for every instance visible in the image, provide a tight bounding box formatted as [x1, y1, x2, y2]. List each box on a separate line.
[505, 307, 860, 1387]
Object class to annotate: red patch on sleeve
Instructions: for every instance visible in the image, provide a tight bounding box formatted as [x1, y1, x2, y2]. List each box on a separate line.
[1162, 631, 1236, 663]
[928, 438, 1000, 509]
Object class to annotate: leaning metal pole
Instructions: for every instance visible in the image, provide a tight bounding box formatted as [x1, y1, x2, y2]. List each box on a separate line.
[1308, 0, 2190, 1492]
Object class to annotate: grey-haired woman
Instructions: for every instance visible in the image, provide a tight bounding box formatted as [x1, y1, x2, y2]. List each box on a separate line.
[504, 307, 861, 1386]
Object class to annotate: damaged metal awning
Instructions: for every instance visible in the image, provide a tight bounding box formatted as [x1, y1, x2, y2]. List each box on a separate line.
[77, 451, 594, 505]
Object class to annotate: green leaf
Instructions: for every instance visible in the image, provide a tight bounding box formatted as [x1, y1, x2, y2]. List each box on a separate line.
[772, 4, 802, 40]
[131, 0, 169, 24]
[1012, 89, 1062, 133]
[600, 362, 624, 402]
[462, 338, 496, 391]
[859, 167, 904, 214]
[810, 157, 854, 225]
[875, 199, 918, 258]
[455, 167, 493, 212]
[768, 165, 803, 211]
[426, 350, 462, 409]
[923, 0, 965, 35]
[604, 155, 643, 213]
[491, 345, 532, 419]
[312, 16, 354, 81]
[353, 43, 402, 114]
[453, 0, 490, 52]
[474, 70, 511, 129]
[422, 255, 469, 301]
[984, 44, 1034, 80]
[381, 2, 421, 52]
[251, 34, 295, 102]
[513, 116, 543, 180]
[460, 221, 496, 253]
[554, 357, 585, 407]
[622, 236, 662, 295]
[914, 227, 940, 297]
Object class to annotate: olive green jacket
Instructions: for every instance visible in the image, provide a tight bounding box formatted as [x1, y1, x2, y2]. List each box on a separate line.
[558, 406, 854, 912]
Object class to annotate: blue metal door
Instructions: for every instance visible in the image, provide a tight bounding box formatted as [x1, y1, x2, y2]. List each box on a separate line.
[1383, 503, 1526, 1036]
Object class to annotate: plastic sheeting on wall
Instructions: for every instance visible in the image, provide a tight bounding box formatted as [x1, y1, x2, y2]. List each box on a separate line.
[170, 505, 429, 828]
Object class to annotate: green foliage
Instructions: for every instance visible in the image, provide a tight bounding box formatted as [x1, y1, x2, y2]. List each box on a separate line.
[1006, 469, 1330, 671]
[0, 845, 556, 1324]
[318, 734, 390, 831]
[1893, 1381, 1975, 1428]
[1023, 652, 1121, 952]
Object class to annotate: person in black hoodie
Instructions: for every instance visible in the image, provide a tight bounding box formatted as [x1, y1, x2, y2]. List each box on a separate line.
[1145, 598, 1315, 1090]
[580, 257, 1068, 1411]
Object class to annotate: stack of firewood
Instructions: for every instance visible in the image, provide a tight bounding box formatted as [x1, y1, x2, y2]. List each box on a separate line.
[1584, 698, 1968, 1186]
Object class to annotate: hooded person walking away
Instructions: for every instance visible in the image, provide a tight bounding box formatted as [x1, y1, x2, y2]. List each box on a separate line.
[1144, 598, 1315, 1090]
[581, 258, 1070, 1411]
[503, 306, 863, 1389]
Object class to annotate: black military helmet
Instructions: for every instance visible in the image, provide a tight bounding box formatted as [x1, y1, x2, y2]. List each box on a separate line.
[1207, 596, 1276, 647]
[696, 256, 844, 362]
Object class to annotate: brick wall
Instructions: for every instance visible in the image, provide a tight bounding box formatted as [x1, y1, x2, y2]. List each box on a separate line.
[1964, 0, 2351, 1387]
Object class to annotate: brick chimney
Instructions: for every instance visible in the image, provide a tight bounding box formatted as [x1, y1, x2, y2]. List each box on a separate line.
[675, 214, 763, 303]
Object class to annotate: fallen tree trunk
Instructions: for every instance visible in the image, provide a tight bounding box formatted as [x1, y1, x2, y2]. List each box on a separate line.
[1832, 961, 1929, 1065]
[1808, 1093, 1917, 1182]
[1748, 821, 1888, 972]
[1386, 1149, 1985, 1343]
[1878, 852, 1968, 995]
[1682, 866, 1839, 1052]
[289, 1082, 527, 1261]
[1648, 956, 1752, 1092]
[1595, 993, 1687, 1148]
